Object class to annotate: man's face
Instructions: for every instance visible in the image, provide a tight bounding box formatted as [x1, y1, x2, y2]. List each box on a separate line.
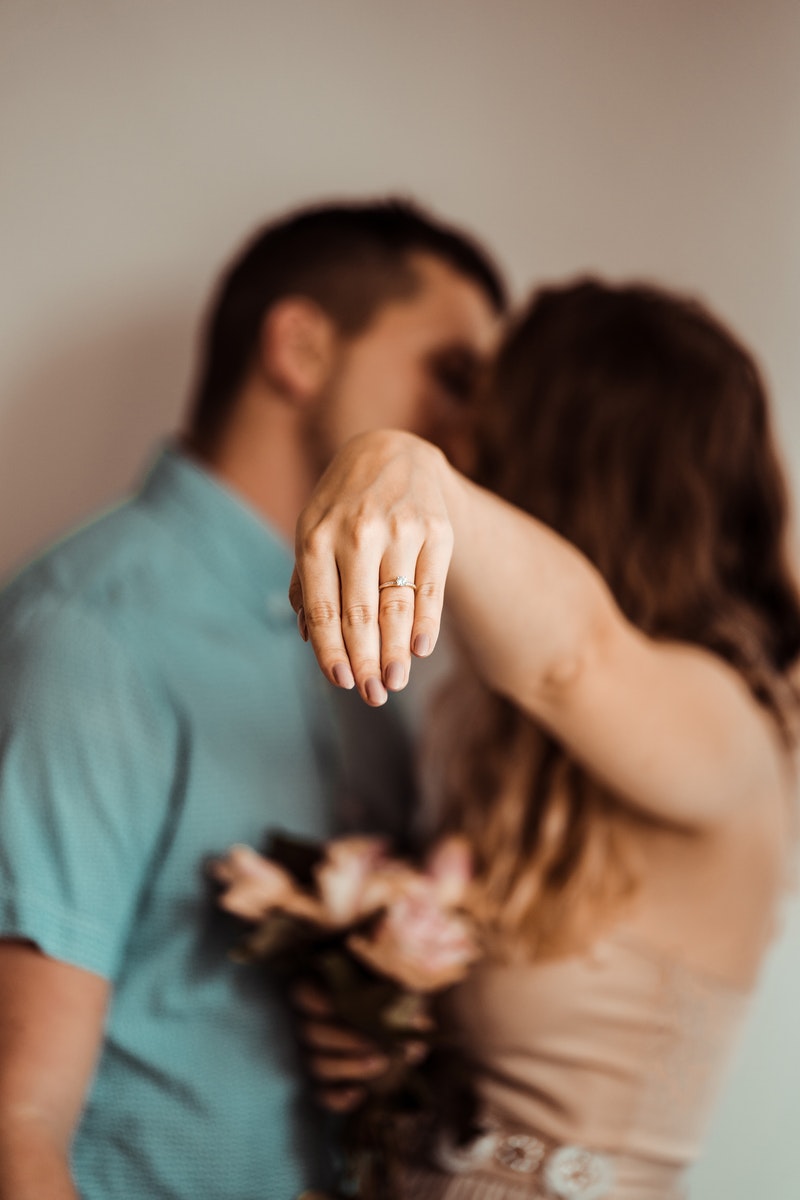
[315, 253, 501, 470]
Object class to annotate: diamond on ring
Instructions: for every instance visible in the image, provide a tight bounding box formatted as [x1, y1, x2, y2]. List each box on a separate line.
[378, 575, 417, 590]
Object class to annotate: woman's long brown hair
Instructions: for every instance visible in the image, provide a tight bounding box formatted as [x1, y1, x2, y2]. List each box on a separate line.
[433, 280, 800, 954]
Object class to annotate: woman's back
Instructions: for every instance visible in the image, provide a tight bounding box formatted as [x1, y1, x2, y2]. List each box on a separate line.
[441, 931, 749, 1196]
[407, 936, 753, 1200]
[401, 785, 792, 1200]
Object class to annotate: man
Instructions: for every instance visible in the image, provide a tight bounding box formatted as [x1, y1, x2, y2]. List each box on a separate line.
[0, 199, 505, 1200]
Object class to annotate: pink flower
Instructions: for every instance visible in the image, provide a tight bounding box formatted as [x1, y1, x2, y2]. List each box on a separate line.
[424, 835, 473, 908]
[313, 836, 389, 924]
[348, 875, 481, 992]
[209, 844, 324, 924]
[211, 833, 481, 991]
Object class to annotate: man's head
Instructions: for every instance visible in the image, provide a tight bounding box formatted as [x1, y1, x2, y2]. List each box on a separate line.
[186, 200, 506, 475]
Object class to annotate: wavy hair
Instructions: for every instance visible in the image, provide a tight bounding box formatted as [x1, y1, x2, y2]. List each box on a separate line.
[433, 280, 800, 954]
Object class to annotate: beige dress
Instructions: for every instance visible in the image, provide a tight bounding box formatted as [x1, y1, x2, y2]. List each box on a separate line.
[401, 929, 750, 1200]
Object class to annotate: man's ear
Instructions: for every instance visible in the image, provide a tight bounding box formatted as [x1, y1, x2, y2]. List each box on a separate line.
[257, 298, 339, 404]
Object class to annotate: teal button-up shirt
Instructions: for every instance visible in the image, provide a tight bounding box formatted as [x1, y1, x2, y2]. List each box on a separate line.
[0, 447, 349, 1198]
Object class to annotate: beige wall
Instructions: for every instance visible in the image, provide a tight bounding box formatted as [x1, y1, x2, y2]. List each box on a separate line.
[1, 3, 799, 1195]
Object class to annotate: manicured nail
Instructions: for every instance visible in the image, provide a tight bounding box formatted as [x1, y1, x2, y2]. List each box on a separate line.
[332, 662, 355, 689]
[365, 677, 387, 706]
[413, 633, 431, 656]
[384, 661, 406, 691]
[297, 608, 308, 642]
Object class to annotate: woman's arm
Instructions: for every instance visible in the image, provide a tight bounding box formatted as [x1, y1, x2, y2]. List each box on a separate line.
[292, 430, 789, 830]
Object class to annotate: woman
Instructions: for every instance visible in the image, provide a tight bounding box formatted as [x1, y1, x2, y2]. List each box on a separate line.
[291, 280, 800, 1199]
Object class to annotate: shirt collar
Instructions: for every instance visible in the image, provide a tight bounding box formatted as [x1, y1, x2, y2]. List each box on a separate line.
[136, 443, 296, 627]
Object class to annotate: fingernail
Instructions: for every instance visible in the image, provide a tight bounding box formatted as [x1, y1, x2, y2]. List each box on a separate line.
[297, 608, 308, 642]
[332, 663, 355, 689]
[366, 1055, 389, 1074]
[365, 677, 387, 706]
[384, 661, 405, 691]
[413, 633, 431, 656]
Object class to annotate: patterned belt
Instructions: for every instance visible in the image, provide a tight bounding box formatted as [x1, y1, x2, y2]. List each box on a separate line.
[431, 1118, 615, 1200]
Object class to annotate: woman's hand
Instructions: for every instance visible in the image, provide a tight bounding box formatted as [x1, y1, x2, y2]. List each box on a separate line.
[289, 430, 454, 706]
[290, 431, 789, 836]
[292, 980, 432, 1113]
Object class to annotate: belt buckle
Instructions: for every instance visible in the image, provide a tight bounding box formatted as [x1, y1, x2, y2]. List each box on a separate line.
[433, 1121, 614, 1199]
[541, 1143, 615, 1199]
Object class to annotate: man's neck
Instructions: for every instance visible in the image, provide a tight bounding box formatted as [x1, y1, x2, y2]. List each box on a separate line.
[183, 409, 317, 545]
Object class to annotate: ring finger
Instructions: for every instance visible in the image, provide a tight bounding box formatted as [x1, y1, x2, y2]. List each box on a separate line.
[377, 556, 420, 692]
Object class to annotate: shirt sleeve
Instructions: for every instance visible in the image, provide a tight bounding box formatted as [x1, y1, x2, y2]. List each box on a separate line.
[0, 597, 177, 980]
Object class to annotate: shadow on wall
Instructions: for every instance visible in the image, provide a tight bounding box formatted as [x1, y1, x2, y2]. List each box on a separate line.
[0, 304, 195, 578]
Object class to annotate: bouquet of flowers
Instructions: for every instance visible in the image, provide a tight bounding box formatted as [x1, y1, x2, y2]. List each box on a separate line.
[210, 832, 483, 1200]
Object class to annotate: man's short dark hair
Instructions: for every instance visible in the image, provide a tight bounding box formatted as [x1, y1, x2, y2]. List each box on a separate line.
[187, 198, 507, 450]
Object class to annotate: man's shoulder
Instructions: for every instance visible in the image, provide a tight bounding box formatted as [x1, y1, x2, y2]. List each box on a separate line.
[0, 501, 182, 728]
[1, 497, 172, 628]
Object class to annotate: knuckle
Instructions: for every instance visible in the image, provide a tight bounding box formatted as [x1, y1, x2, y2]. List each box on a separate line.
[379, 594, 415, 617]
[304, 600, 340, 628]
[387, 509, 421, 539]
[426, 514, 454, 545]
[351, 508, 381, 549]
[416, 581, 443, 603]
[342, 602, 375, 628]
[298, 524, 330, 559]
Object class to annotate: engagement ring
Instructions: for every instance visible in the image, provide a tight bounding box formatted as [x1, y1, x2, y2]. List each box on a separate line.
[378, 575, 417, 591]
